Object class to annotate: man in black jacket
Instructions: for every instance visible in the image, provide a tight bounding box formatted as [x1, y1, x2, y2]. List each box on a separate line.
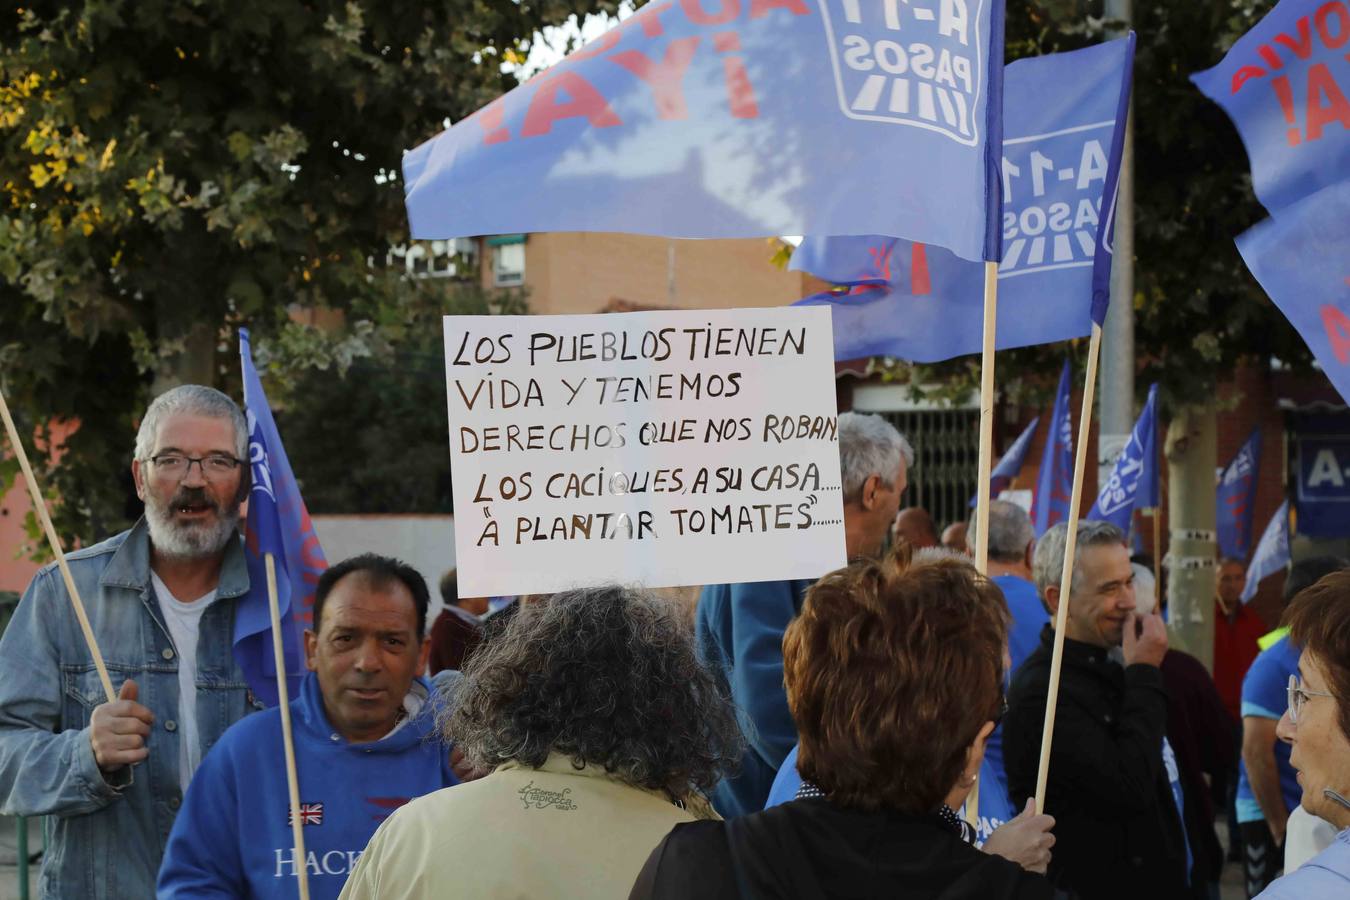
[1003, 520, 1192, 900]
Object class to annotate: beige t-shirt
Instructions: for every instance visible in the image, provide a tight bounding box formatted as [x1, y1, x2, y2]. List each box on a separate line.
[339, 753, 716, 900]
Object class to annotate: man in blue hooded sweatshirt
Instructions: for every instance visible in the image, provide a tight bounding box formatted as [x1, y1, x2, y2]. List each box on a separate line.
[695, 412, 913, 817]
[157, 553, 459, 899]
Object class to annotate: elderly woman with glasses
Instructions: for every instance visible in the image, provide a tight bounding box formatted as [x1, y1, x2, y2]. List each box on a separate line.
[1257, 569, 1350, 898]
[338, 585, 743, 900]
[630, 551, 1056, 899]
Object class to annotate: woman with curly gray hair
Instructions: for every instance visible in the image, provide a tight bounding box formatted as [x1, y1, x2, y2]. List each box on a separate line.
[338, 585, 743, 900]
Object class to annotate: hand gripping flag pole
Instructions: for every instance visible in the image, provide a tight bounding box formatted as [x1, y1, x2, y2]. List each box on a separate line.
[1034, 323, 1104, 813]
[0, 387, 115, 703]
[265, 552, 310, 900]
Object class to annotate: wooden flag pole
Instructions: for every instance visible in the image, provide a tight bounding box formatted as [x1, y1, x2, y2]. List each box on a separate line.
[973, 261, 998, 575]
[265, 553, 311, 900]
[1153, 448, 1166, 605]
[1033, 323, 1103, 813]
[1152, 510, 1162, 594]
[965, 260, 999, 833]
[0, 388, 114, 704]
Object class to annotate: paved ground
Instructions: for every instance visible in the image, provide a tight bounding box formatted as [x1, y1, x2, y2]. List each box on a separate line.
[1, 811, 1252, 899]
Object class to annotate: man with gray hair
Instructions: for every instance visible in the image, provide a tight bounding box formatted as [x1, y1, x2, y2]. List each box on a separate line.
[0, 384, 258, 898]
[1003, 519, 1191, 899]
[695, 411, 912, 817]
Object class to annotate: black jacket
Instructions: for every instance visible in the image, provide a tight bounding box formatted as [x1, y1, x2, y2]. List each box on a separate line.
[1003, 626, 1192, 900]
[629, 799, 1057, 900]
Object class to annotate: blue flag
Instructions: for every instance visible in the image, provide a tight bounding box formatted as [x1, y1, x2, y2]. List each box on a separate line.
[403, 0, 1006, 262]
[1217, 428, 1263, 560]
[1241, 500, 1291, 604]
[1032, 360, 1074, 538]
[238, 329, 329, 706]
[971, 416, 1039, 507]
[1191, 0, 1350, 216]
[1237, 180, 1350, 407]
[791, 35, 1135, 362]
[1087, 383, 1159, 531]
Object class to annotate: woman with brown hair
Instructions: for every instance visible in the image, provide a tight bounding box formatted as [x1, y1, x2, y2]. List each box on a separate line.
[630, 552, 1057, 899]
[1256, 569, 1350, 898]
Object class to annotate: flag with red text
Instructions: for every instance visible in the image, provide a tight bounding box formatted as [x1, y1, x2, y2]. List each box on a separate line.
[1192, 0, 1350, 215]
[404, 0, 1007, 262]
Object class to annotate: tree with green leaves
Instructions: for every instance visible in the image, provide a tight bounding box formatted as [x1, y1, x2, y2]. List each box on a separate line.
[0, 0, 624, 543]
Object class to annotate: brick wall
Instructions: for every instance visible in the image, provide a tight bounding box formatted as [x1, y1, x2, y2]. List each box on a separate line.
[481, 232, 825, 315]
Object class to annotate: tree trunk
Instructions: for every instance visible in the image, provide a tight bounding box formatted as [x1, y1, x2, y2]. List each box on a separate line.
[1164, 402, 1217, 670]
[150, 296, 218, 394]
[1097, 0, 1135, 489]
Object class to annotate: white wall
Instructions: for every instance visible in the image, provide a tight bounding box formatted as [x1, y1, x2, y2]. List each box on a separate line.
[312, 515, 456, 625]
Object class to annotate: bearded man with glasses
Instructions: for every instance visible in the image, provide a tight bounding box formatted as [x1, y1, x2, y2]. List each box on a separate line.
[0, 384, 260, 899]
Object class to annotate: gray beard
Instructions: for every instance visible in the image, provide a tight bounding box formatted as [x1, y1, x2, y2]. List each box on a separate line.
[145, 501, 240, 560]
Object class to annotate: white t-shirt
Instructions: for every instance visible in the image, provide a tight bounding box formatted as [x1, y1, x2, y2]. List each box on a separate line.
[150, 572, 218, 795]
[1286, 805, 1339, 872]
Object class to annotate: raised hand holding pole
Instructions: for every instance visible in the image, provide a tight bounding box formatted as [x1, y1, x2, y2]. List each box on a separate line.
[0, 387, 114, 703]
[1034, 324, 1103, 812]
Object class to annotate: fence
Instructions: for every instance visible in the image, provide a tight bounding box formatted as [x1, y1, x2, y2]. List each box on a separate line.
[880, 408, 981, 531]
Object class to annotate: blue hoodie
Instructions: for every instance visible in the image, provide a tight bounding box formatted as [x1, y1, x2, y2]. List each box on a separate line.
[157, 672, 458, 900]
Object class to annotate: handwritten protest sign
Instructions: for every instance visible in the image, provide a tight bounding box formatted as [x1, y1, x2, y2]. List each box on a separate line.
[444, 307, 845, 596]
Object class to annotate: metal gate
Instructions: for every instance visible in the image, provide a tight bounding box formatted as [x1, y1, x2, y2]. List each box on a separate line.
[881, 409, 981, 532]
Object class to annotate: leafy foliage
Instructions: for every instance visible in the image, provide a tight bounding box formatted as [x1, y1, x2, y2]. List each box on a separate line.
[0, 0, 623, 543]
[270, 281, 530, 515]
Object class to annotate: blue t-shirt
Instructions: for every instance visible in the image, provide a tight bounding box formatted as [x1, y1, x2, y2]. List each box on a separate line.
[989, 575, 1049, 786]
[765, 743, 1016, 846]
[1236, 636, 1301, 823]
[993, 575, 1050, 676]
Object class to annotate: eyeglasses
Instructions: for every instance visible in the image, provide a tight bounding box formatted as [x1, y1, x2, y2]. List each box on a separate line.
[148, 453, 243, 480]
[1287, 674, 1335, 725]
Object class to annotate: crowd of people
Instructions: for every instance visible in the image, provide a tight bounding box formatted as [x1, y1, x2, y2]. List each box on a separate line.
[0, 384, 1347, 899]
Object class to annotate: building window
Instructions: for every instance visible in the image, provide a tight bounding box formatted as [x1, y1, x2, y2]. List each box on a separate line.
[493, 241, 526, 286]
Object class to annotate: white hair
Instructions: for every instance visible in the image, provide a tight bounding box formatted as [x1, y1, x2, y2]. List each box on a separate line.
[837, 412, 913, 504]
[968, 500, 1035, 564]
[911, 545, 972, 566]
[134, 385, 247, 462]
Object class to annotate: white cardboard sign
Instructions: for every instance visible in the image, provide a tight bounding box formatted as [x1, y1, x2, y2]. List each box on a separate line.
[444, 307, 846, 597]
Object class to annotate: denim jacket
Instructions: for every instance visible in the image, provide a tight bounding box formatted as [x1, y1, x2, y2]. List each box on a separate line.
[0, 518, 258, 899]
